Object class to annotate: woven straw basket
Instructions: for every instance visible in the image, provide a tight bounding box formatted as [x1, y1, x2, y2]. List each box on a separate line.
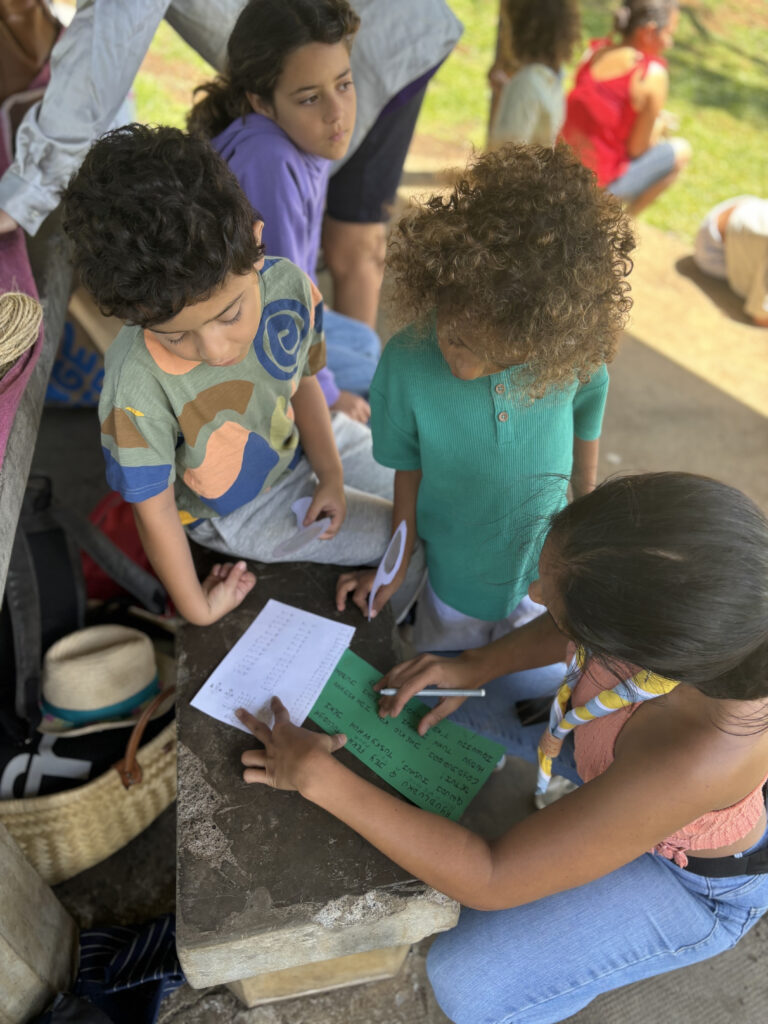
[0, 691, 176, 885]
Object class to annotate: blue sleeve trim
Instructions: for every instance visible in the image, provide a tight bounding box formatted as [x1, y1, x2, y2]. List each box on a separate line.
[102, 447, 172, 503]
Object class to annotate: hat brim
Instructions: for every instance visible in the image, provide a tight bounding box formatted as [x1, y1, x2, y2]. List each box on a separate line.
[38, 651, 175, 736]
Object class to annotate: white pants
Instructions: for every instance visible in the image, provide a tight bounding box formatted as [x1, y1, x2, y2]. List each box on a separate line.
[412, 577, 546, 653]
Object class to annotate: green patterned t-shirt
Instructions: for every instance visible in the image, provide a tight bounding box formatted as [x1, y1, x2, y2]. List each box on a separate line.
[99, 257, 326, 523]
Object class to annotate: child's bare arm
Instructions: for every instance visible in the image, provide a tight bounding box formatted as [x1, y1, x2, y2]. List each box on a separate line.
[133, 484, 256, 625]
[571, 437, 600, 499]
[292, 375, 346, 537]
[337, 468, 422, 617]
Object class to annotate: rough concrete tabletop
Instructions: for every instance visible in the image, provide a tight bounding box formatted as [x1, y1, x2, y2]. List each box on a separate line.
[176, 558, 464, 987]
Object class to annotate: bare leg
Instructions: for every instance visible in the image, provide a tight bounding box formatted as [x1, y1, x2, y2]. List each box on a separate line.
[322, 217, 387, 330]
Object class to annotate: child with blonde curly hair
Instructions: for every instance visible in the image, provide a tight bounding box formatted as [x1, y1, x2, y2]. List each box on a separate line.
[337, 143, 635, 654]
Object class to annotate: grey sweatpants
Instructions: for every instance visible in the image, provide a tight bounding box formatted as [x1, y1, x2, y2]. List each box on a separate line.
[189, 413, 425, 619]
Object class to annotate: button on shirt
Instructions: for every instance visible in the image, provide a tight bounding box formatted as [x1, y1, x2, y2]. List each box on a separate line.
[370, 325, 609, 620]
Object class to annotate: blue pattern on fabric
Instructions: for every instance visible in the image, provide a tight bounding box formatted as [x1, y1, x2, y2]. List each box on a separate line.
[253, 298, 310, 380]
[202, 431, 281, 515]
[74, 913, 184, 1024]
[103, 447, 171, 502]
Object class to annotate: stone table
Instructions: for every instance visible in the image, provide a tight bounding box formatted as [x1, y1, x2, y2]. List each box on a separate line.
[175, 559, 459, 1007]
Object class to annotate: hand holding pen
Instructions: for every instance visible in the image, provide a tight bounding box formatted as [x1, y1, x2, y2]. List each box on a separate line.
[374, 651, 483, 736]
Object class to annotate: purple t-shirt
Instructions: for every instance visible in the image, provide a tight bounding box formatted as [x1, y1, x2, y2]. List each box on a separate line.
[213, 114, 339, 406]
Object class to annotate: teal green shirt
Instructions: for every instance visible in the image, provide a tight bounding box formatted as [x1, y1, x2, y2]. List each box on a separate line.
[370, 326, 609, 620]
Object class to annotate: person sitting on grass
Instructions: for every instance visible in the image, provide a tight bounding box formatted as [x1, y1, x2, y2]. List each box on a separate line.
[239, 471, 768, 1024]
[188, 0, 380, 424]
[60, 124, 425, 626]
[561, 0, 691, 215]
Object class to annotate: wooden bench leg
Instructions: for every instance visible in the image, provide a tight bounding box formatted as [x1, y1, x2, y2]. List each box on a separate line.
[0, 825, 78, 1024]
[226, 943, 411, 1008]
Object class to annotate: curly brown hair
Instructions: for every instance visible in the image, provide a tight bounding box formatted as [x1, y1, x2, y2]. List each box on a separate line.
[509, 0, 581, 69]
[387, 143, 635, 396]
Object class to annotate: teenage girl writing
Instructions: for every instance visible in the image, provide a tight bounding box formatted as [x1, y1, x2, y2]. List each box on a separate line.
[238, 472, 768, 1022]
[188, 0, 379, 423]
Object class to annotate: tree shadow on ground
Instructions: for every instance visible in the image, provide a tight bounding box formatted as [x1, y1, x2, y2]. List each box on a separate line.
[680, 4, 768, 75]
[675, 255, 753, 325]
[670, 44, 768, 123]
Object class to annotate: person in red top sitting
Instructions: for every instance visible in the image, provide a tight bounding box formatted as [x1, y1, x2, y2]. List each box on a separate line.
[561, 0, 691, 214]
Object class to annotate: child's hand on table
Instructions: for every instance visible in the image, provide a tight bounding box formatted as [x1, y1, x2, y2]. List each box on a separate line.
[305, 478, 346, 538]
[375, 652, 478, 735]
[336, 556, 408, 618]
[199, 560, 257, 623]
[237, 698, 346, 791]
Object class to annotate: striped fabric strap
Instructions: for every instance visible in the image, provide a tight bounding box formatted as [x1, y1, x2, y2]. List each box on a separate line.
[535, 648, 679, 797]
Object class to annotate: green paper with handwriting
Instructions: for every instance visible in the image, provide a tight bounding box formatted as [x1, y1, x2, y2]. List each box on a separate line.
[308, 649, 504, 821]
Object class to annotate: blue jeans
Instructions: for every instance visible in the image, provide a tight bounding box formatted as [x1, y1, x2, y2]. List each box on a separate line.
[427, 667, 768, 1024]
[605, 140, 676, 201]
[323, 309, 381, 397]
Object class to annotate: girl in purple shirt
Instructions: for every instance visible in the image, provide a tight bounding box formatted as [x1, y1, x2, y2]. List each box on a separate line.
[188, 0, 380, 423]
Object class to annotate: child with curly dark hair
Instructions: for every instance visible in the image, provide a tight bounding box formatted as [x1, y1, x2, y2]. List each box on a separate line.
[337, 143, 635, 655]
[61, 124, 424, 627]
[489, 0, 581, 148]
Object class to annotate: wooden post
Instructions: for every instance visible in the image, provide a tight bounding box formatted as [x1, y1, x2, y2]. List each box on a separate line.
[0, 824, 78, 1024]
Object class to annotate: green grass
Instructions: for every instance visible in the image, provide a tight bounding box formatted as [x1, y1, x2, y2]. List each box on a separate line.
[135, 0, 768, 241]
[415, 0, 499, 150]
[133, 22, 213, 130]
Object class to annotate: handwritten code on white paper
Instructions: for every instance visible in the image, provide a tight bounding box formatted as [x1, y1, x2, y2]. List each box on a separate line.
[190, 599, 355, 732]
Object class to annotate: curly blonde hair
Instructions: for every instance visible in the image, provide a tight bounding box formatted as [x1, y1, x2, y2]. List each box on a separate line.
[387, 144, 636, 396]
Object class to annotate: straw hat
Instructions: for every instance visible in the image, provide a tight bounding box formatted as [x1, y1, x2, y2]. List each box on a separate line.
[39, 625, 174, 736]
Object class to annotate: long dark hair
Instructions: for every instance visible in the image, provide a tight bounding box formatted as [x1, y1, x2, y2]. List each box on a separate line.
[188, 0, 360, 139]
[547, 473, 768, 700]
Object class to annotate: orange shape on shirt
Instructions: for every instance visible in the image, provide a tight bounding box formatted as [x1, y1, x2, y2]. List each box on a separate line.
[182, 420, 251, 499]
[177, 380, 254, 447]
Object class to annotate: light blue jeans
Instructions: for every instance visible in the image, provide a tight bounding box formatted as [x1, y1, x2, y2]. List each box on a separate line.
[323, 309, 381, 397]
[427, 667, 768, 1024]
[605, 140, 676, 201]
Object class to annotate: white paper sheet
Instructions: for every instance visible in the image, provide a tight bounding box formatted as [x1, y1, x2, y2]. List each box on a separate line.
[190, 599, 355, 732]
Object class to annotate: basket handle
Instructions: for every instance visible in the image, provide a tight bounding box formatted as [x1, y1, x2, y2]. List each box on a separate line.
[114, 687, 175, 789]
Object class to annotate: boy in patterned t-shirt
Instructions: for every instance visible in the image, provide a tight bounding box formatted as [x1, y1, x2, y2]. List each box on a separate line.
[62, 125, 420, 626]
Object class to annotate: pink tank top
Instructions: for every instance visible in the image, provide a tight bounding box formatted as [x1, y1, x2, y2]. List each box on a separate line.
[571, 655, 768, 867]
[561, 39, 664, 187]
